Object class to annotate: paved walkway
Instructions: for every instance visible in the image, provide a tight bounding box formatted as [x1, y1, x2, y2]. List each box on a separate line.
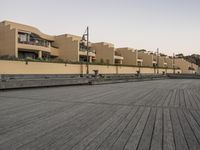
[1, 79, 200, 150]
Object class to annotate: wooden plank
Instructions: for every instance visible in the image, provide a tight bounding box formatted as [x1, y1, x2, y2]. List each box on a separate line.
[0, 102, 76, 135]
[45, 105, 119, 150]
[170, 108, 189, 150]
[137, 108, 156, 150]
[146, 90, 164, 106]
[151, 108, 163, 150]
[163, 90, 173, 107]
[1, 79, 200, 149]
[179, 89, 186, 108]
[178, 109, 200, 149]
[110, 107, 145, 150]
[0, 103, 99, 149]
[17, 104, 116, 150]
[141, 90, 160, 106]
[134, 89, 155, 106]
[174, 89, 180, 107]
[79, 106, 131, 150]
[96, 107, 139, 150]
[192, 89, 200, 109]
[183, 89, 193, 109]
[163, 108, 175, 150]
[123, 107, 151, 150]
[188, 90, 200, 110]
[68, 106, 122, 150]
[169, 89, 177, 107]
[184, 109, 200, 144]
[156, 90, 169, 107]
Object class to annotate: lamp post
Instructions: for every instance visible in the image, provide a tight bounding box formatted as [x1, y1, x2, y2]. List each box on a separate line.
[173, 53, 175, 74]
[157, 48, 159, 74]
[82, 26, 89, 76]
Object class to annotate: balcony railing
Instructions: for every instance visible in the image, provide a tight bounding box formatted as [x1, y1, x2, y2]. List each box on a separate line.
[115, 51, 122, 56]
[18, 38, 50, 47]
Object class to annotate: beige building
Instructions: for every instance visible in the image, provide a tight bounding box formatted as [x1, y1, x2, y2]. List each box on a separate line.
[165, 57, 173, 68]
[0, 20, 198, 74]
[91, 42, 123, 64]
[54, 34, 96, 62]
[0, 20, 96, 62]
[138, 51, 156, 67]
[158, 56, 168, 68]
[115, 47, 138, 66]
[138, 51, 174, 68]
[175, 58, 198, 74]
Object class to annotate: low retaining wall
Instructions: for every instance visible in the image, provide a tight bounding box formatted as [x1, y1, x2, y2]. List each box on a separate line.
[0, 60, 180, 75]
[0, 78, 89, 89]
[167, 74, 200, 79]
[0, 74, 168, 90]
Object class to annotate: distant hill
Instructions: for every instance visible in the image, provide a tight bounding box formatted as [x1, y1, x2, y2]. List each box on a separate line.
[176, 54, 200, 66]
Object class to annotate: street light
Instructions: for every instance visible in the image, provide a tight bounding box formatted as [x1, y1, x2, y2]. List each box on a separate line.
[157, 48, 159, 74]
[81, 26, 89, 76]
[173, 53, 175, 74]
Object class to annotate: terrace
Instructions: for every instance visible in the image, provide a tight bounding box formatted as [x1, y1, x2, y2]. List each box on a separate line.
[18, 32, 51, 48]
[1, 79, 200, 149]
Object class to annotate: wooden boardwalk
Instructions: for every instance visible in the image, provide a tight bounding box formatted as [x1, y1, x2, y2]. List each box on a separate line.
[1, 79, 200, 150]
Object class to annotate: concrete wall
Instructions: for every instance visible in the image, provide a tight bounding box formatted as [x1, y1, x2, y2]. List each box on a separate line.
[116, 48, 137, 65]
[54, 35, 79, 61]
[166, 57, 173, 68]
[175, 58, 198, 74]
[91, 42, 115, 64]
[138, 52, 153, 67]
[3, 21, 54, 41]
[158, 56, 166, 67]
[0, 23, 17, 57]
[0, 60, 180, 75]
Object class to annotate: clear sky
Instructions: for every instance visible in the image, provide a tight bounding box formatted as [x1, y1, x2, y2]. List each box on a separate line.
[0, 0, 199, 56]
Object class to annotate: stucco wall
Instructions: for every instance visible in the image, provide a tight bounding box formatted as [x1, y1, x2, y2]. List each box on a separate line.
[116, 48, 137, 65]
[138, 52, 153, 67]
[54, 35, 79, 61]
[175, 58, 198, 74]
[91, 43, 114, 64]
[0, 23, 17, 57]
[166, 58, 173, 68]
[0, 60, 180, 75]
[158, 57, 165, 67]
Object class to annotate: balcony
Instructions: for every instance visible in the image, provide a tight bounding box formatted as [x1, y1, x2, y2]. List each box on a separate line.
[152, 60, 157, 64]
[137, 58, 143, 62]
[18, 43, 51, 53]
[18, 33, 52, 53]
[18, 32, 51, 48]
[18, 38, 50, 47]
[114, 55, 124, 60]
[79, 43, 96, 57]
[114, 51, 123, 60]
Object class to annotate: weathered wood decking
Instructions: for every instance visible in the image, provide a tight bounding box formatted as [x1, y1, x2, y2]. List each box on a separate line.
[1, 79, 200, 150]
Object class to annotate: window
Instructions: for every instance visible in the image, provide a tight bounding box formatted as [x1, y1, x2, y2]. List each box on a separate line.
[18, 33, 27, 42]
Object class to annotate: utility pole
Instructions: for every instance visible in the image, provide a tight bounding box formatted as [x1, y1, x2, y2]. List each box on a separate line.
[157, 48, 159, 74]
[173, 53, 175, 74]
[86, 27, 89, 75]
[82, 27, 89, 76]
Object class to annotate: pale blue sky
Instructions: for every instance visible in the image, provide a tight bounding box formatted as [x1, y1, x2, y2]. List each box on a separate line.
[0, 0, 199, 55]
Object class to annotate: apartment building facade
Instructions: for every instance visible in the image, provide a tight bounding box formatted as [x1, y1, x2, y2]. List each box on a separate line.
[138, 51, 157, 67]
[0, 20, 198, 74]
[91, 42, 124, 64]
[115, 47, 138, 66]
[175, 58, 198, 74]
[0, 21, 96, 62]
